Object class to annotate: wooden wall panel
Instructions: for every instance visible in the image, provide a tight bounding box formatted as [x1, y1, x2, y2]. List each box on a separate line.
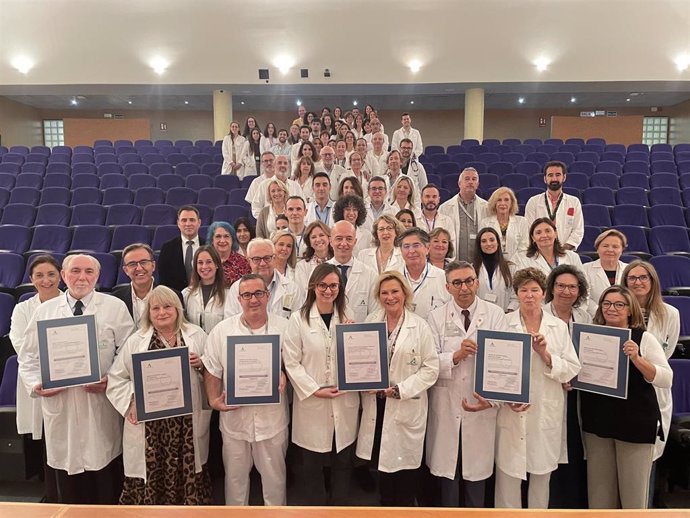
[551, 115, 643, 146]
[63, 118, 150, 147]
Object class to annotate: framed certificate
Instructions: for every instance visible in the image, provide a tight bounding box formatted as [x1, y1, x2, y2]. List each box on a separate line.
[474, 329, 532, 404]
[571, 323, 630, 399]
[336, 322, 389, 392]
[226, 335, 281, 406]
[132, 347, 193, 422]
[37, 315, 101, 389]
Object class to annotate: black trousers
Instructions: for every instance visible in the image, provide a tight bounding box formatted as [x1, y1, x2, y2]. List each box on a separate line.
[55, 456, 123, 504]
[298, 441, 354, 505]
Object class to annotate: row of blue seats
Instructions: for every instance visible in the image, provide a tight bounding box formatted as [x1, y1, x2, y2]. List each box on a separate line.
[1, 151, 223, 168]
[0, 145, 222, 161]
[425, 140, 690, 156]
[0, 161, 223, 177]
[581, 224, 690, 257]
[0, 140, 220, 156]
[581, 204, 690, 229]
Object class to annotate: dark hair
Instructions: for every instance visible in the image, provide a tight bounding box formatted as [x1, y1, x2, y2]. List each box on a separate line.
[233, 217, 256, 242]
[238, 273, 268, 292]
[543, 160, 567, 176]
[263, 122, 276, 139]
[303, 221, 333, 262]
[445, 260, 476, 279]
[312, 171, 331, 185]
[122, 243, 155, 263]
[473, 227, 512, 287]
[275, 214, 289, 225]
[337, 176, 364, 198]
[526, 217, 566, 258]
[189, 245, 225, 306]
[293, 156, 315, 181]
[243, 116, 261, 138]
[395, 209, 417, 228]
[333, 194, 367, 227]
[545, 264, 589, 307]
[421, 183, 440, 196]
[248, 128, 262, 159]
[177, 205, 200, 218]
[286, 195, 306, 208]
[29, 254, 61, 277]
[512, 267, 547, 294]
[300, 263, 347, 324]
[298, 141, 318, 160]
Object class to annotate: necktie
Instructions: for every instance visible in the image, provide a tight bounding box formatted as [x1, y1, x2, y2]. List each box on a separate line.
[338, 265, 349, 287]
[184, 240, 194, 280]
[462, 309, 471, 331]
[73, 300, 84, 316]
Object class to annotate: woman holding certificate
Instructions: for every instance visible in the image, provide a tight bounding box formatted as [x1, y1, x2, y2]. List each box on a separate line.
[495, 267, 581, 508]
[284, 263, 359, 505]
[357, 271, 439, 506]
[182, 246, 232, 333]
[107, 285, 212, 505]
[580, 285, 672, 509]
[515, 218, 584, 277]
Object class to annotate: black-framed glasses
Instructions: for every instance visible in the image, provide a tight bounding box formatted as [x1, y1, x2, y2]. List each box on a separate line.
[449, 277, 476, 289]
[626, 274, 650, 284]
[316, 282, 340, 292]
[601, 301, 629, 310]
[239, 290, 268, 300]
[124, 259, 153, 270]
[249, 255, 274, 265]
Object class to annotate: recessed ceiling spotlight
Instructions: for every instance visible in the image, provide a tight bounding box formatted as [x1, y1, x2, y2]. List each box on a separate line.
[626, 98, 631, 102]
[150, 56, 169, 75]
[570, 97, 576, 103]
[518, 97, 525, 104]
[240, 101, 245, 105]
[408, 60, 422, 74]
[534, 57, 550, 72]
[70, 98, 78, 106]
[353, 100, 358, 106]
[128, 100, 133, 105]
[11, 56, 33, 74]
[296, 99, 302, 106]
[410, 100, 415, 105]
[184, 100, 189, 105]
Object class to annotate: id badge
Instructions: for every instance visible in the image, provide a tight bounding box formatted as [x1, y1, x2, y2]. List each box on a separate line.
[484, 293, 498, 303]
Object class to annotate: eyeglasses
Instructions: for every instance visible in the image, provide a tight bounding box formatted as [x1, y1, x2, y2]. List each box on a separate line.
[450, 278, 476, 289]
[555, 283, 579, 292]
[316, 282, 340, 292]
[626, 274, 650, 284]
[601, 301, 629, 310]
[369, 186, 386, 192]
[401, 242, 425, 251]
[377, 226, 395, 233]
[124, 259, 153, 270]
[239, 290, 268, 300]
[249, 255, 274, 265]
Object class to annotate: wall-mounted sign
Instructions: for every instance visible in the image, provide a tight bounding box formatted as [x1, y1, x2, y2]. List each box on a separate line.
[160, 123, 167, 131]
[580, 111, 595, 118]
[607, 111, 618, 117]
[114, 114, 124, 120]
[538, 117, 547, 127]
[103, 113, 113, 119]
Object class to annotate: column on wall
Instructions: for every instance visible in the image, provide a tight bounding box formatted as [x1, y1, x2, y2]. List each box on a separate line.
[213, 90, 232, 143]
[464, 88, 485, 142]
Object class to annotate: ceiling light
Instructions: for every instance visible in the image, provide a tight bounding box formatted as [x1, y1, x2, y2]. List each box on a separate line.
[408, 60, 422, 74]
[70, 98, 78, 106]
[240, 101, 245, 105]
[410, 100, 415, 105]
[675, 55, 690, 72]
[296, 99, 302, 106]
[274, 55, 294, 75]
[184, 100, 189, 105]
[518, 97, 525, 104]
[570, 97, 576, 103]
[352, 100, 358, 106]
[534, 57, 550, 72]
[150, 56, 169, 75]
[128, 100, 133, 105]
[626, 98, 631, 102]
[11, 56, 33, 74]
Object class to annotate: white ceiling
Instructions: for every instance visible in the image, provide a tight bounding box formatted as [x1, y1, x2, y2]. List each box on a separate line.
[2, 0, 690, 111]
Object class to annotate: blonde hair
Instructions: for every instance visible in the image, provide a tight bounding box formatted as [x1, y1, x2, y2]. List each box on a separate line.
[271, 230, 297, 268]
[371, 214, 404, 247]
[594, 228, 628, 250]
[487, 187, 519, 216]
[265, 178, 289, 204]
[621, 260, 666, 328]
[140, 285, 188, 334]
[592, 285, 646, 329]
[375, 270, 414, 311]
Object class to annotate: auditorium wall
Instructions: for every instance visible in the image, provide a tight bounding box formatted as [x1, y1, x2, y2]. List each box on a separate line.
[0, 97, 43, 147]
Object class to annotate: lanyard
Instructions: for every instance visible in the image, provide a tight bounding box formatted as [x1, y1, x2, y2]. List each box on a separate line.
[544, 192, 564, 222]
[539, 252, 560, 270]
[423, 214, 437, 232]
[404, 263, 430, 294]
[458, 198, 476, 223]
[385, 313, 405, 361]
[315, 205, 331, 224]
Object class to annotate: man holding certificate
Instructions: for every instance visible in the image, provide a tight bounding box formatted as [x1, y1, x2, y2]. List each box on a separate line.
[203, 274, 289, 506]
[18, 254, 135, 504]
[425, 261, 508, 507]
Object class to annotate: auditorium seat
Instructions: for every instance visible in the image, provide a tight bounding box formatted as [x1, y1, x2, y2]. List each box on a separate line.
[20, 163, 46, 175]
[569, 162, 595, 177]
[197, 188, 227, 209]
[122, 163, 149, 177]
[650, 256, 690, 295]
[166, 153, 187, 166]
[15, 173, 43, 190]
[601, 151, 624, 164]
[99, 174, 128, 189]
[0, 204, 35, 226]
[616, 187, 649, 206]
[614, 225, 651, 258]
[525, 152, 549, 167]
[151, 225, 179, 251]
[566, 172, 589, 190]
[141, 204, 178, 225]
[70, 225, 111, 253]
[27, 225, 71, 255]
[150, 163, 174, 177]
[0, 294, 15, 335]
[0, 225, 31, 254]
[513, 144, 536, 156]
[200, 163, 221, 177]
[551, 152, 575, 167]
[501, 173, 529, 191]
[165, 187, 197, 206]
[214, 205, 249, 223]
[436, 162, 459, 175]
[502, 138, 521, 148]
[488, 162, 513, 176]
[92, 252, 119, 291]
[105, 204, 141, 226]
[582, 187, 615, 206]
[580, 226, 601, 253]
[71, 163, 97, 175]
[95, 153, 117, 166]
[70, 174, 100, 189]
[651, 143, 673, 154]
[576, 151, 599, 164]
[186, 174, 213, 191]
[582, 204, 612, 227]
[128, 174, 157, 190]
[514, 162, 541, 176]
[628, 143, 650, 154]
[516, 187, 542, 206]
[650, 173, 680, 189]
[142, 154, 167, 167]
[35, 204, 70, 226]
[650, 187, 683, 207]
[0, 174, 15, 190]
[133, 187, 165, 207]
[157, 174, 185, 191]
[189, 153, 213, 167]
[590, 173, 619, 190]
[500, 152, 524, 166]
[110, 225, 150, 253]
[43, 174, 71, 189]
[70, 204, 107, 226]
[545, 138, 564, 147]
[649, 226, 690, 256]
[102, 187, 133, 206]
[3, 153, 25, 165]
[0, 163, 21, 175]
[612, 205, 649, 227]
[651, 160, 677, 175]
[118, 153, 141, 166]
[70, 187, 102, 205]
[0, 253, 24, 289]
[619, 173, 650, 190]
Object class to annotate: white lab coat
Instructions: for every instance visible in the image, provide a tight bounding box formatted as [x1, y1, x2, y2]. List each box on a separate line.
[357, 309, 439, 472]
[182, 286, 233, 333]
[363, 203, 398, 233]
[391, 127, 424, 157]
[418, 212, 457, 248]
[283, 306, 360, 453]
[439, 194, 489, 244]
[495, 310, 581, 479]
[365, 133, 390, 153]
[18, 292, 134, 474]
[403, 159, 429, 191]
[260, 135, 279, 155]
[203, 314, 289, 442]
[403, 264, 451, 319]
[9, 293, 62, 439]
[304, 200, 335, 227]
[524, 192, 584, 250]
[479, 215, 530, 262]
[357, 246, 404, 274]
[426, 298, 508, 480]
[294, 257, 327, 289]
[251, 177, 303, 218]
[648, 304, 681, 461]
[582, 259, 627, 314]
[515, 250, 584, 279]
[327, 258, 379, 323]
[225, 271, 304, 320]
[221, 134, 250, 178]
[364, 150, 389, 178]
[354, 226, 374, 256]
[476, 263, 519, 312]
[106, 324, 210, 482]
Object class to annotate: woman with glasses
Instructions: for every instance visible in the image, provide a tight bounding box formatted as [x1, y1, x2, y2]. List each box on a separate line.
[516, 218, 584, 278]
[583, 229, 628, 313]
[271, 230, 296, 280]
[472, 227, 518, 312]
[107, 286, 212, 505]
[357, 270, 439, 506]
[495, 267, 581, 508]
[207, 221, 251, 287]
[357, 214, 405, 274]
[622, 260, 680, 479]
[580, 285, 672, 509]
[295, 222, 333, 288]
[283, 264, 358, 505]
[182, 246, 231, 333]
[543, 265, 591, 509]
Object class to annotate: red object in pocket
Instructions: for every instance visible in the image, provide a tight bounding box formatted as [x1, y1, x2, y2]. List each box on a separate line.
[567, 207, 575, 216]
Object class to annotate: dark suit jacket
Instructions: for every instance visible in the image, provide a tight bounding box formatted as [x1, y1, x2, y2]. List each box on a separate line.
[111, 282, 184, 318]
[158, 236, 206, 292]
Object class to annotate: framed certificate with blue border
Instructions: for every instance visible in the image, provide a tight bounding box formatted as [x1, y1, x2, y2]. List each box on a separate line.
[571, 323, 630, 399]
[132, 347, 193, 422]
[474, 329, 532, 404]
[226, 335, 281, 406]
[336, 322, 389, 392]
[37, 315, 101, 389]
